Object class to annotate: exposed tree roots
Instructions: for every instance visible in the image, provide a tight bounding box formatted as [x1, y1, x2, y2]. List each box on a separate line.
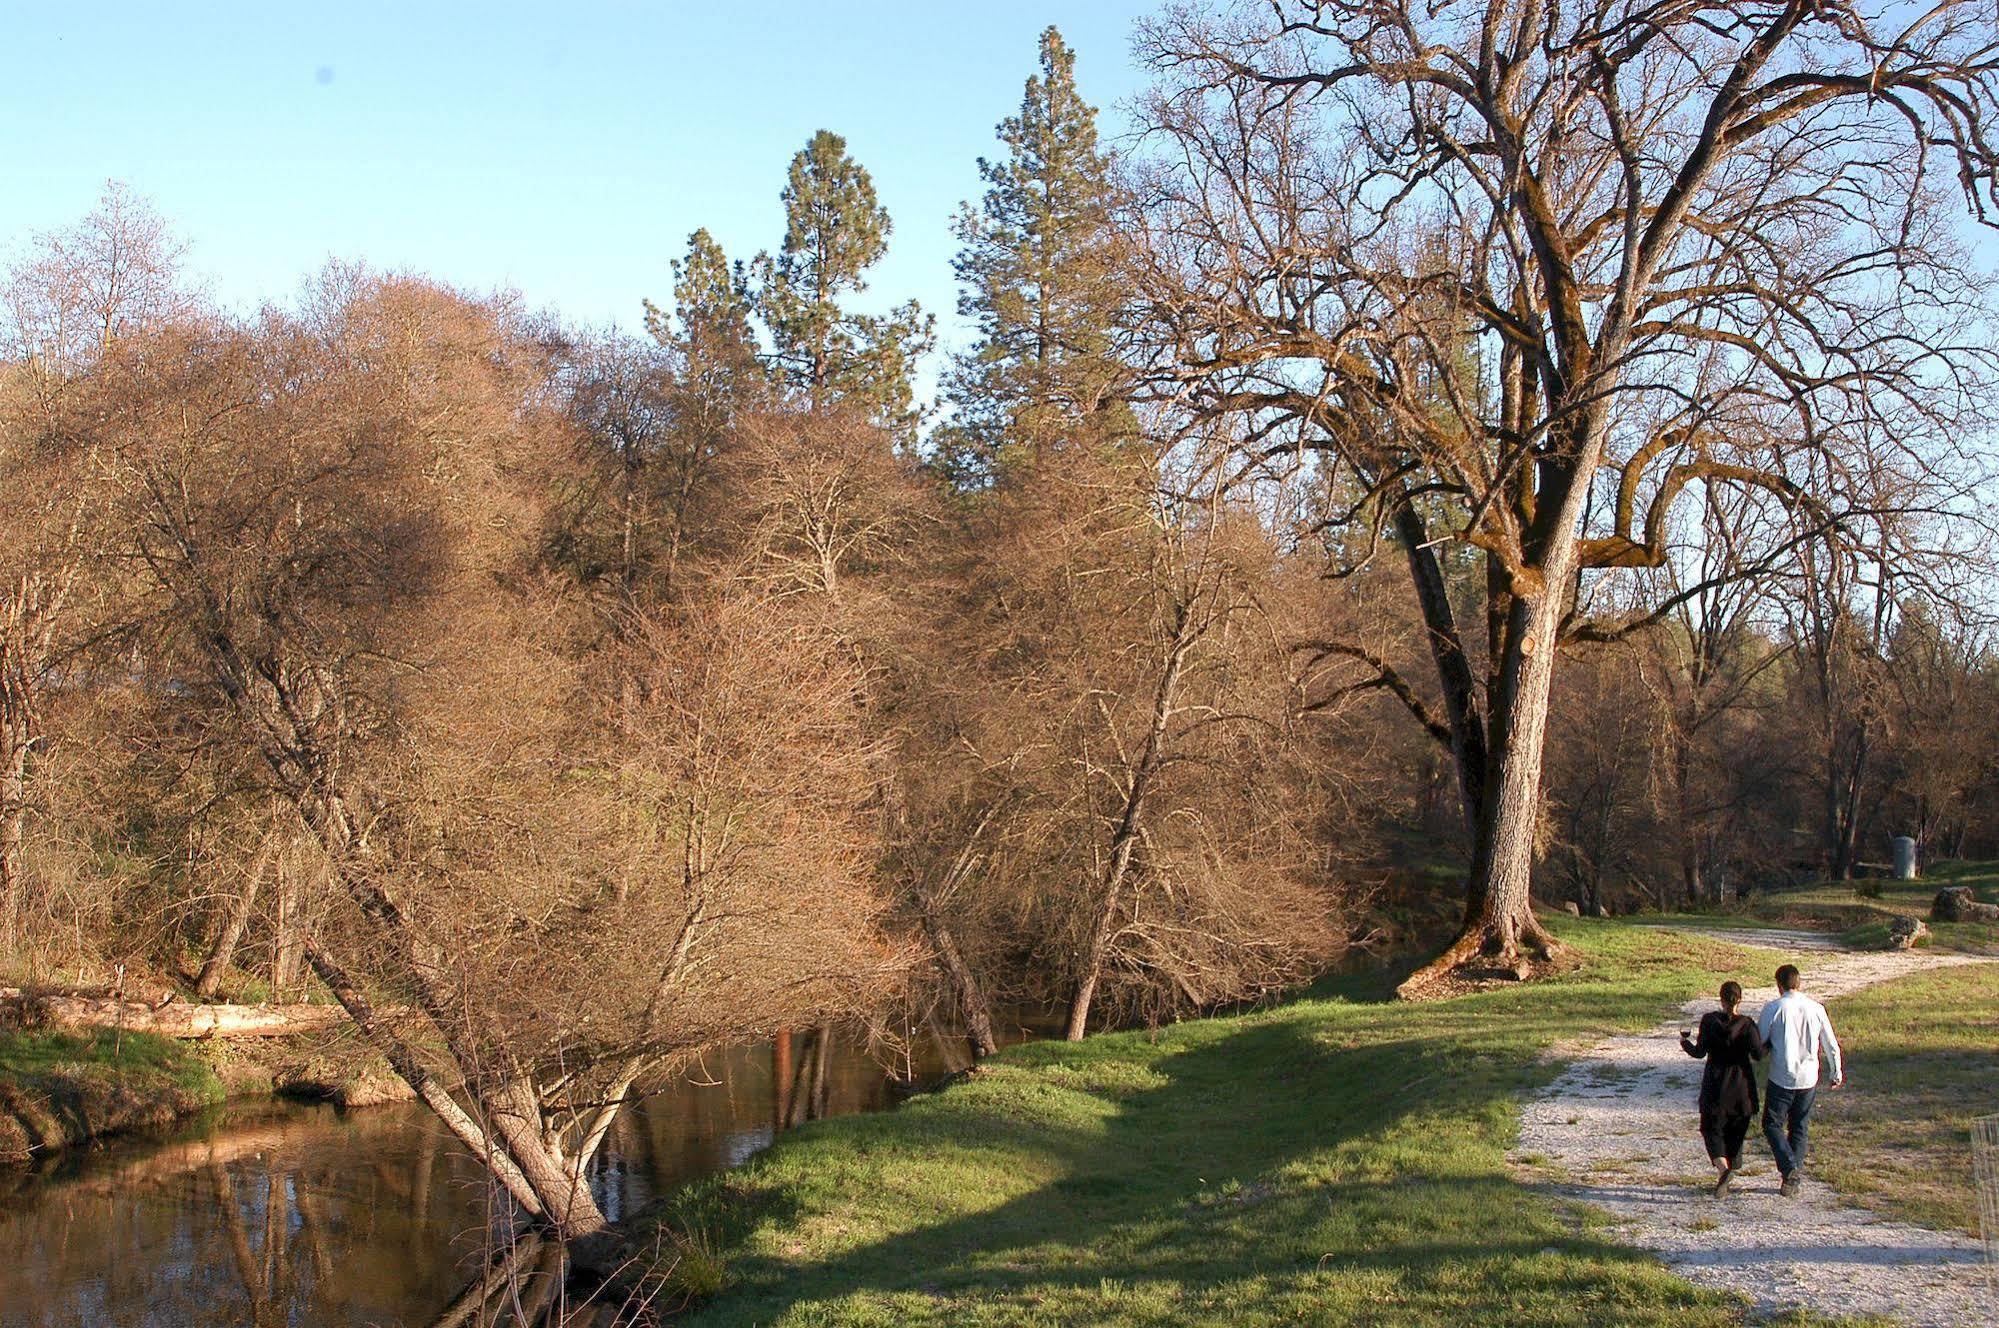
[1395, 911, 1571, 1001]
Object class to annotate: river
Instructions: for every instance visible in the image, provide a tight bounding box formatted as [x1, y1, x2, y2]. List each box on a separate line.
[0, 1026, 992, 1327]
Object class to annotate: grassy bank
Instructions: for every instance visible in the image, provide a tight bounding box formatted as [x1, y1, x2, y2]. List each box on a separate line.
[1814, 962, 1999, 1235]
[0, 1029, 224, 1162]
[0, 1019, 406, 1163]
[647, 921, 1859, 1327]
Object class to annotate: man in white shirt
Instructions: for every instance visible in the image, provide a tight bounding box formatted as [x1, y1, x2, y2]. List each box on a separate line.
[1756, 963, 1844, 1196]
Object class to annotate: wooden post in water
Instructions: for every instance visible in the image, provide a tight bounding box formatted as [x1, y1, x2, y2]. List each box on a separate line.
[772, 1029, 794, 1134]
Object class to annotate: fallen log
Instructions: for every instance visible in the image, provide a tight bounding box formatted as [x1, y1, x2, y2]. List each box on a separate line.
[0, 989, 349, 1039]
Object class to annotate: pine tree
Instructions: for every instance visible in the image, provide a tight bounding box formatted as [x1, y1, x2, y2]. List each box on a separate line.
[754, 131, 934, 441]
[647, 228, 761, 405]
[943, 27, 1127, 485]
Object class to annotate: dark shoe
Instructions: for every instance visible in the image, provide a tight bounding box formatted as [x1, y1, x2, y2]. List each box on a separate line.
[1712, 1169, 1733, 1198]
[1778, 1173, 1799, 1198]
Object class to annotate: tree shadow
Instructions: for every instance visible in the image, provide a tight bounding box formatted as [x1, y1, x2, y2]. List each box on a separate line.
[679, 995, 1728, 1325]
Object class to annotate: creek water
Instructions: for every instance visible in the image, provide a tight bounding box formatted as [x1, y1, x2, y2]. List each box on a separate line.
[0, 1027, 991, 1327]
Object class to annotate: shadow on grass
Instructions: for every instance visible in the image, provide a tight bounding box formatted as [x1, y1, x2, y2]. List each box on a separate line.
[675, 972, 1767, 1327]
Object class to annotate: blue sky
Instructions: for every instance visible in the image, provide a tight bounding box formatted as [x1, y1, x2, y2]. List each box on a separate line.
[2, 2, 1161, 363]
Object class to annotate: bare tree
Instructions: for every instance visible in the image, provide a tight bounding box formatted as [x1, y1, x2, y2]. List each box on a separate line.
[559, 333, 681, 605]
[1545, 642, 1662, 914]
[945, 442, 1348, 1039]
[1881, 601, 1999, 858]
[0, 185, 192, 960]
[1134, 0, 1999, 991]
[1782, 539, 1899, 880]
[1620, 493, 1794, 904]
[81, 276, 901, 1243]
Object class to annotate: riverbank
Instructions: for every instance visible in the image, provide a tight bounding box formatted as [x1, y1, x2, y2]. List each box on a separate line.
[0, 1029, 224, 1162]
[641, 919, 1875, 1327]
[0, 1021, 409, 1163]
[0, 1030, 936, 1325]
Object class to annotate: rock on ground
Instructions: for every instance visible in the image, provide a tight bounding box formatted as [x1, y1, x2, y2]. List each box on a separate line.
[1514, 931, 1997, 1328]
[1933, 887, 1999, 924]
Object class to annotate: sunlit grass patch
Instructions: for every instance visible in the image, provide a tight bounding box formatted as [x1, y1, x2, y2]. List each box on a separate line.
[649, 920, 1870, 1326]
[1813, 962, 1999, 1235]
[0, 1028, 223, 1160]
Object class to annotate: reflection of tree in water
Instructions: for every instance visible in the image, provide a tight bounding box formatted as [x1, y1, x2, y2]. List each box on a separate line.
[213, 1165, 297, 1325]
[423, 1232, 667, 1328]
[213, 1146, 640, 1327]
[1, 1026, 997, 1327]
[0, 1105, 504, 1327]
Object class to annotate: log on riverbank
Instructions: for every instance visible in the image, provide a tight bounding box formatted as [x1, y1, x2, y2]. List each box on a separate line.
[0, 989, 349, 1039]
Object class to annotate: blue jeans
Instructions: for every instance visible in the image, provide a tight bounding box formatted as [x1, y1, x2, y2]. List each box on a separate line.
[1763, 1082, 1817, 1176]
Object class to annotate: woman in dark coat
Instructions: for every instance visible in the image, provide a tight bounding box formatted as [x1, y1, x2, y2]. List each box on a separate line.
[1680, 979, 1766, 1196]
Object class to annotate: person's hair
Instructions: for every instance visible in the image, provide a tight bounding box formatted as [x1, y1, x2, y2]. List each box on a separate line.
[1719, 980, 1743, 1010]
[1776, 964, 1801, 992]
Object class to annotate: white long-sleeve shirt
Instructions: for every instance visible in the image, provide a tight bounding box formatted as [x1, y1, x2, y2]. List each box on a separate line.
[1757, 990, 1843, 1090]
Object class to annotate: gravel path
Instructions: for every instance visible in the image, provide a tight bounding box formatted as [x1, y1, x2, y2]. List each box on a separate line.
[1514, 931, 1997, 1327]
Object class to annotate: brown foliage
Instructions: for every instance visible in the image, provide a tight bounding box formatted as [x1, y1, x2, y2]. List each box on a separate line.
[57, 274, 905, 1237]
[922, 444, 1350, 1036]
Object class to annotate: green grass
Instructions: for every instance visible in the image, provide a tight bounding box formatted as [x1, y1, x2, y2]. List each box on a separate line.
[1624, 913, 1806, 933]
[1633, 861, 1999, 955]
[648, 922, 1862, 1327]
[0, 1028, 224, 1161]
[1813, 963, 1999, 1236]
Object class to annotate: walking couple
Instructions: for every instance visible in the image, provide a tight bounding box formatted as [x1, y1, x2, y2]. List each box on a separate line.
[1679, 963, 1844, 1197]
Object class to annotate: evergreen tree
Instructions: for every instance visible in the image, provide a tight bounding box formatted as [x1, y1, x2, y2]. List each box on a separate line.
[647, 228, 761, 406]
[942, 27, 1127, 485]
[754, 131, 934, 441]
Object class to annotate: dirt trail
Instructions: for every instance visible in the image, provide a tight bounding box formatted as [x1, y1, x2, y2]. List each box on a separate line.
[1514, 930, 1996, 1327]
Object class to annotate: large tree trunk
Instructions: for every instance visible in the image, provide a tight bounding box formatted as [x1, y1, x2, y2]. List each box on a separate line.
[482, 1077, 612, 1241]
[924, 913, 998, 1059]
[300, 939, 620, 1241]
[1397, 550, 1571, 998]
[1394, 503, 1487, 834]
[306, 916, 620, 1241]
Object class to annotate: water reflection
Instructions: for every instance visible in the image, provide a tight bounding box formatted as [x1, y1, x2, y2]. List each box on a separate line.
[0, 1027, 993, 1328]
